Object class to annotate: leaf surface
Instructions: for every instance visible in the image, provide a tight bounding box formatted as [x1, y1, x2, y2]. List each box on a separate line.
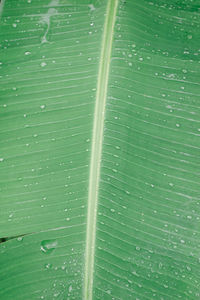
[0, 0, 200, 299]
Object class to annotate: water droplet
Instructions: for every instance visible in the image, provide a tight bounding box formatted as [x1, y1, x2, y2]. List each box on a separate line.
[25, 51, 31, 55]
[40, 239, 57, 254]
[40, 105, 45, 109]
[176, 123, 180, 127]
[41, 62, 47, 67]
[167, 73, 175, 79]
[0, 158, 4, 162]
[187, 266, 191, 271]
[45, 263, 52, 269]
[53, 292, 59, 297]
[12, 23, 17, 28]
[164, 284, 168, 288]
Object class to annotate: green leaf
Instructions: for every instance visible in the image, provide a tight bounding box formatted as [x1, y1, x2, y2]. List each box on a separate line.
[0, 0, 200, 299]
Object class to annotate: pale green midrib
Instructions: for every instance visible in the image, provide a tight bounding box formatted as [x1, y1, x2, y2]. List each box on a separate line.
[0, 0, 5, 18]
[84, 1, 118, 300]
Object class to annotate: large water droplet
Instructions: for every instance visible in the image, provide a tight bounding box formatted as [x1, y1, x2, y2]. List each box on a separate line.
[40, 239, 57, 254]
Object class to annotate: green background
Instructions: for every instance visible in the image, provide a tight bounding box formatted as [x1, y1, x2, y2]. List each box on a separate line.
[0, 0, 200, 299]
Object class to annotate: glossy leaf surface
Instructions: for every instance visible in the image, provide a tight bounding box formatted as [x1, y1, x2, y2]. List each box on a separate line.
[0, 0, 200, 299]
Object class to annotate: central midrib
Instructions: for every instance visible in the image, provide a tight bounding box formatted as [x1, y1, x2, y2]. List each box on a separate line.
[84, 1, 118, 299]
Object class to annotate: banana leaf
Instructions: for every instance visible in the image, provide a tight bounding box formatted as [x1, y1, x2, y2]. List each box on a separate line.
[0, 0, 200, 299]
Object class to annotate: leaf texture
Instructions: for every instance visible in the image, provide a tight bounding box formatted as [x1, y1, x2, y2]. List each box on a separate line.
[0, 0, 200, 299]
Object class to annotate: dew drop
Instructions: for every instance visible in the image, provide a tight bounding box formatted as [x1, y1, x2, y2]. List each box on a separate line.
[40, 239, 57, 254]
[186, 266, 191, 271]
[164, 284, 168, 288]
[44, 263, 52, 269]
[159, 262, 163, 269]
[41, 62, 47, 67]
